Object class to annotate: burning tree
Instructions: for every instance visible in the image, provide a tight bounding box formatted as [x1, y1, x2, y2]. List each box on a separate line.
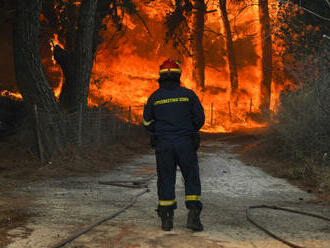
[11, 0, 142, 159]
[42, 0, 145, 112]
[219, 0, 239, 101]
[259, 0, 273, 111]
[43, 0, 133, 111]
[165, 0, 207, 91]
[7, 0, 324, 143]
[191, 0, 207, 90]
[56, 0, 99, 112]
[13, 0, 66, 159]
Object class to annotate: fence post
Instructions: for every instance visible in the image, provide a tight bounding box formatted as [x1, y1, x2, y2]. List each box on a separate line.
[272, 99, 277, 120]
[97, 107, 102, 145]
[210, 103, 214, 127]
[129, 106, 133, 135]
[78, 104, 83, 147]
[228, 101, 232, 121]
[128, 106, 132, 126]
[34, 105, 44, 162]
[113, 106, 117, 137]
[249, 98, 253, 113]
[143, 104, 146, 124]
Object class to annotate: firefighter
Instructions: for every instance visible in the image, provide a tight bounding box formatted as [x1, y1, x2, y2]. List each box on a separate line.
[143, 59, 205, 231]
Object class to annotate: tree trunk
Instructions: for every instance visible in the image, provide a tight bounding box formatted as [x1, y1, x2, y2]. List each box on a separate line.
[191, 0, 206, 90]
[59, 0, 98, 111]
[219, 0, 239, 98]
[259, 0, 272, 110]
[13, 0, 65, 160]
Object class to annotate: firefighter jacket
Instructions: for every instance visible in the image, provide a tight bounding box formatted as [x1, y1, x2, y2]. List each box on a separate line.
[143, 79, 205, 141]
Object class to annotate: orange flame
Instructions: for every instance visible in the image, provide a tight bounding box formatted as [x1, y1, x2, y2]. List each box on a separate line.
[88, 0, 287, 132]
[0, 90, 22, 99]
[49, 34, 64, 98]
[4, 0, 294, 134]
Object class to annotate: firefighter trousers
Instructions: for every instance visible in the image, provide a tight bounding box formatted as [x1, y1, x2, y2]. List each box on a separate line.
[155, 137, 202, 211]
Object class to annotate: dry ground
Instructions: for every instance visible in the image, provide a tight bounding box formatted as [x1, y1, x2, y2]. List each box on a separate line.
[222, 130, 330, 203]
[0, 135, 150, 247]
[1, 131, 330, 248]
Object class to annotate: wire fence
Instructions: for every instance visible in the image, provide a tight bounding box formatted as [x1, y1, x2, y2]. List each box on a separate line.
[33, 99, 262, 160]
[34, 104, 145, 161]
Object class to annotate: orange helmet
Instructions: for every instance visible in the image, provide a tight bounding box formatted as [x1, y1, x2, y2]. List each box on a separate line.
[159, 59, 181, 75]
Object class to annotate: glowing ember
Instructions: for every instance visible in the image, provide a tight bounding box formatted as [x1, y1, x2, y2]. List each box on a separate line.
[50, 34, 64, 65]
[0, 90, 22, 99]
[49, 34, 64, 98]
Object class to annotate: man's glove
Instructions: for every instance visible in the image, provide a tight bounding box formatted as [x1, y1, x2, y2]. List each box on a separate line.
[192, 132, 200, 150]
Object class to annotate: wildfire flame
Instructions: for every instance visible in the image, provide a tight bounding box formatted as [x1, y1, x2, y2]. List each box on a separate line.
[89, 0, 289, 132]
[4, 0, 294, 133]
[50, 34, 64, 64]
[50, 34, 64, 98]
[0, 90, 22, 99]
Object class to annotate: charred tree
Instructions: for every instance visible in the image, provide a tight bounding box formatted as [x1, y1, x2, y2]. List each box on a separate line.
[13, 0, 65, 159]
[259, 0, 272, 110]
[59, 0, 98, 111]
[191, 0, 206, 90]
[53, 0, 135, 111]
[164, 0, 205, 90]
[71, 0, 98, 111]
[219, 0, 239, 97]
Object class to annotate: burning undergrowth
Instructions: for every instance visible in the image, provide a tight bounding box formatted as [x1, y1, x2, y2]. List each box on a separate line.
[2, 0, 311, 133]
[85, 0, 287, 132]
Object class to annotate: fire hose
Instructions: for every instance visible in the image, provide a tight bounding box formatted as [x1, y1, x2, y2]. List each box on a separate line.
[50, 174, 330, 248]
[246, 205, 330, 248]
[50, 174, 156, 248]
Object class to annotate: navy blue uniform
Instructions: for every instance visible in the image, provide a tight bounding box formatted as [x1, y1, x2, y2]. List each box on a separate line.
[143, 79, 205, 210]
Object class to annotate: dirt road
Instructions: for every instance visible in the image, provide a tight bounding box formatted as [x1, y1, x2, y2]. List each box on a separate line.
[6, 141, 330, 248]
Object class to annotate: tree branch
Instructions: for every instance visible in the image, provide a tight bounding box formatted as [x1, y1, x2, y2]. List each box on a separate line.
[135, 12, 152, 37]
[324, 0, 330, 8]
[204, 27, 225, 38]
[323, 34, 330, 40]
[205, 64, 222, 73]
[300, 6, 330, 22]
[177, 36, 193, 57]
[205, 9, 217, 14]
[278, 0, 330, 21]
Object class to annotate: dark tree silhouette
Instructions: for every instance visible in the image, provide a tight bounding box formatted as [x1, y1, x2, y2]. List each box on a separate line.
[13, 0, 66, 159]
[219, 0, 239, 98]
[44, 0, 140, 111]
[58, 0, 98, 112]
[259, 0, 272, 110]
[191, 0, 206, 90]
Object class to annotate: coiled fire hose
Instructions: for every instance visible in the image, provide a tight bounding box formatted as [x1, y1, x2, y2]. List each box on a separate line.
[246, 205, 330, 248]
[50, 174, 156, 248]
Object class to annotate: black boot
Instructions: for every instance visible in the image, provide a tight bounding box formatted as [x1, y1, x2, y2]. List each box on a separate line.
[187, 207, 203, 231]
[157, 208, 174, 231]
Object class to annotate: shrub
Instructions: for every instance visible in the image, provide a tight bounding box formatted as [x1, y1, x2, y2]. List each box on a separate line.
[267, 47, 330, 164]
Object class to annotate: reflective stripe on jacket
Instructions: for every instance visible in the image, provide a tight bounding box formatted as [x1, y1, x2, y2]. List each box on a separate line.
[143, 84, 205, 141]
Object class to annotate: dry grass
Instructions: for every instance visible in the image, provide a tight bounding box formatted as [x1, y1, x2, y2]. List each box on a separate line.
[0, 132, 150, 182]
[236, 133, 330, 202]
[240, 51, 330, 202]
